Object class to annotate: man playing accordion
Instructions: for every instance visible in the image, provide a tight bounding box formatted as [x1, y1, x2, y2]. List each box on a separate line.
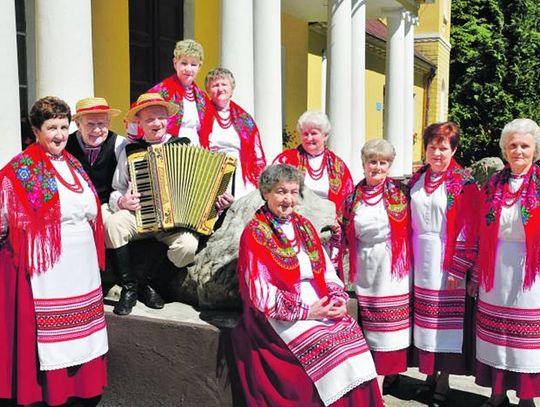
[107, 93, 231, 315]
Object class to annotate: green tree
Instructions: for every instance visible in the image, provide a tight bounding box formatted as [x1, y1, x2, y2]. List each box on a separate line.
[449, 0, 540, 165]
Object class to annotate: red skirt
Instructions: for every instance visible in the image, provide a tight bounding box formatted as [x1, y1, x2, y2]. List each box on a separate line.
[372, 349, 409, 376]
[475, 361, 540, 399]
[232, 307, 383, 407]
[0, 248, 107, 406]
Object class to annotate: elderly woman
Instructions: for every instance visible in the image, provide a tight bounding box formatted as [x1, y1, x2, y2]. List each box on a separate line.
[408, 122, 479, 406]
[274, 111, 353, 207]
[232, 164, 383, 406]
[0, 97, 107, 406]
[340, 139, 411, 394]
[202, 67, 266, 199]
[128, 39, 212, 141]
[474, 119, 540, 407]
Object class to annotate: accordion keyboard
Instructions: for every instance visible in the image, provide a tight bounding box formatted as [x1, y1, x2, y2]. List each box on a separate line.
[128, 155, 159, 232]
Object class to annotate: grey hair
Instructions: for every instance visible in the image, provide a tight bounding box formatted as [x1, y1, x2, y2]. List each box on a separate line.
[296, 111, 331, 136]
[258, 164, 304, 199]
[499, 118, 540, 161]
[361, 139, 396, 164]
[204, 67, 236, 91]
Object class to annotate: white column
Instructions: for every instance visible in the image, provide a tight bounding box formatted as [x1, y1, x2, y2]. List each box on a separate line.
[351, 0, 366, 182]
[383, 8, 406, 178]
[35, 0, 94, 114]
[403, 13, 416, 176]
[326, 0, 352, 167]
[321, 50, 327, 113]
[220, 0, 254, 115]
[254, 0, 282, 163]
[0, 0, 22, 165]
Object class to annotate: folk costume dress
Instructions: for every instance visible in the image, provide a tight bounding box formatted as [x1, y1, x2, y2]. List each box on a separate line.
[0, 143, 108, 406]
[273, 146, 354, 208]
[408, 158, 479, 375]
[475, 164, 540, 399]
[200, 101, 267, 199]
[233, 206, 383, 407]
[128, 75, 212, 141]
[341, 178, 412, 375]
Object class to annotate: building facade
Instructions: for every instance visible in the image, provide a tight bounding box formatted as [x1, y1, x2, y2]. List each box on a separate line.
[1, 0, 451, 180]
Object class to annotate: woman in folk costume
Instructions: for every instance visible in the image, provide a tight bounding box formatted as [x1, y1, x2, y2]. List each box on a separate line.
[408, 122, 479, 407]
[128, 39, 212, 142]
[273, 111, 353, 269]
[232, 164, 383, 406]
[273, 111, 353, 207]
[0, 97, 108, 406]
[340, 139, 412, 395]
[202, 67, 266, 200]
[474, 119, 540, 407]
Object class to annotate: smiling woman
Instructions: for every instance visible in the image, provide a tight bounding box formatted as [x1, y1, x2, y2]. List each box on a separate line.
[232, 164, 384, 406]
[475, 119, 540, 407]
[273, 111, 353, 208]
[408, 121, 480, 405]
[0, 96, 108, 406]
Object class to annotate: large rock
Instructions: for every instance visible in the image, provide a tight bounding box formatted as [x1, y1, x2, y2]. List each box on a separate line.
[469, 157, 504, 187]
[172, 188, 337, 309]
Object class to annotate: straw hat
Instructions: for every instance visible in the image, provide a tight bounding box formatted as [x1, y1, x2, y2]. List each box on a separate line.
[125, 93, 178, 122]
[73, 97, 121, 121]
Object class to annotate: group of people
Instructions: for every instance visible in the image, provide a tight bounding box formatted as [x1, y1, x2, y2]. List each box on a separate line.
[0, 37, 538, 407]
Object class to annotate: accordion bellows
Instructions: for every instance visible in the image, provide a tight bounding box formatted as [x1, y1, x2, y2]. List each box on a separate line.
[127, 143, 237, 235]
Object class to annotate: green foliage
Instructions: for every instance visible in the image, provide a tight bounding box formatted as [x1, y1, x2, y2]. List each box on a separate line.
[449, 0, 540, 165]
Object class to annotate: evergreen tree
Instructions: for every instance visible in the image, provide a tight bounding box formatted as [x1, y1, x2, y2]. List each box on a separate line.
[449, 0, 540, 165]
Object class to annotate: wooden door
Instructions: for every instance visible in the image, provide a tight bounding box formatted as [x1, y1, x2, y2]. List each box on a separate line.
[129, 0, 184, 103]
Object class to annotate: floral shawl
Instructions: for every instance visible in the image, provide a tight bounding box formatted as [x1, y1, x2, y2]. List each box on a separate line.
[477, 164, 540, 291]
[0, 143, 105, 276]
[274, 146, 354, 207]
[238, 205, 328, 313]
[408, 158, 479, 280]
[200, 101, 266, 187]
[340, 178, 411, 283]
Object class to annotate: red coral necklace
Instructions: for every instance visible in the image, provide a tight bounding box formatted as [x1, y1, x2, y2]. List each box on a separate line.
[304, 151, 326, 180]
[51, 158, 84, 194]
[424, 167, 445, 194]
[215, 110, 233, 129]
[362, 181, 384, 206]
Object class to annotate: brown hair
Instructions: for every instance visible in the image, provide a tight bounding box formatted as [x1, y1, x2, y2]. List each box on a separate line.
[29, 96, 71, 130]
[423, 121, 460, 151]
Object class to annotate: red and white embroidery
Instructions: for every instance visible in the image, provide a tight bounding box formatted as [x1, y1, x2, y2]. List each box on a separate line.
[357, 293, 411, 333]
[288, 316, 369, 382]
[34, 287, 106, 343]
[414, 286, 465, 330]
[477, 300, 540, 350]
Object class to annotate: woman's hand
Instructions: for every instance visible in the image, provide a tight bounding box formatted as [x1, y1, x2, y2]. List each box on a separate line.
[467, 281, 478, 298]
[446, 275, 461, 290]
[118, 182, 141, 211]
[308, 296, 348, 320]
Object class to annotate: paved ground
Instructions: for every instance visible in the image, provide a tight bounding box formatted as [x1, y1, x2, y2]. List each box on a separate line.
[105, 291, 539, 407]
[384, 368, 539, 406]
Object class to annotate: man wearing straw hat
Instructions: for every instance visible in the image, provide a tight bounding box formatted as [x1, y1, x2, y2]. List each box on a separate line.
[66, 97, 128, 298]
[106, 92, 200, 315]
[67, 96, 126, 213]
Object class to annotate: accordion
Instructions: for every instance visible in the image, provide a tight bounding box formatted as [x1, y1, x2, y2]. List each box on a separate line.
[127, 142, 237, 235]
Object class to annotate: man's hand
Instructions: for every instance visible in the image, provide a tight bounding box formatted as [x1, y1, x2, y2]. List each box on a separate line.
[118, 182, 141, 211]
[216, 192, 234, 213]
